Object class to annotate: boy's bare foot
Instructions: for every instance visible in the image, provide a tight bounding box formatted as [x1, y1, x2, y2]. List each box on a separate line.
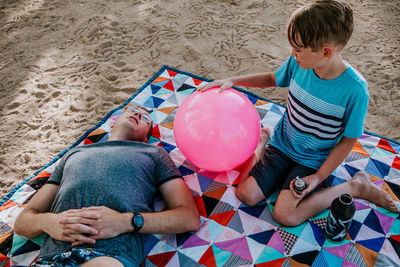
[351, 171, 400, 212]
[254, 128, 271, 162]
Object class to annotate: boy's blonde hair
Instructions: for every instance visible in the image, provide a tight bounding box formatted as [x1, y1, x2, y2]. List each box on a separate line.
[287, 0, 354, 51]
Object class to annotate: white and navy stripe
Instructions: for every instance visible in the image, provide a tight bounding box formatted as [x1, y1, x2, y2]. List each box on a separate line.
[286, 80, 344, 141]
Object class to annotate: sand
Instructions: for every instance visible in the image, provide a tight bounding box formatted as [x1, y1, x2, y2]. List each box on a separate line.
[0, 0, 399, 199]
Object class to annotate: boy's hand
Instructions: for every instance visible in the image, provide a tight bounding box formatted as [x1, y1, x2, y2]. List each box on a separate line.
[197, 79, 234, 92]
[289, 174, 321, 199]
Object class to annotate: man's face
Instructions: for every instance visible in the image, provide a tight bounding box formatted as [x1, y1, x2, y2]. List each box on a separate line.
[112, 106, 152, 142]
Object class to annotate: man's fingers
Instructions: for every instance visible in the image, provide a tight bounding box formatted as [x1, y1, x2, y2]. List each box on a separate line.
[61, 223, 99, 236]
[60, 216, 99, 225]
[66, 233, 96, 245]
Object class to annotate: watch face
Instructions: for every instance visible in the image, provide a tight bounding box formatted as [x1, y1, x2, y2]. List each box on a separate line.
[134, 214, 144, 227]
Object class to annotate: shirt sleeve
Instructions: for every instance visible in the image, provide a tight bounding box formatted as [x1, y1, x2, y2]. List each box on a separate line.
[274, 56, 296, 87]
[343, 86, 369, 138]
[155, 148, 183, 186]
[46, 149, 80, 185]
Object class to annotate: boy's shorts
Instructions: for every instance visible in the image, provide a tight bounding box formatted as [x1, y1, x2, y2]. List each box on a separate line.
[31, 248, 132, 267]
[250, 145, 332, 198]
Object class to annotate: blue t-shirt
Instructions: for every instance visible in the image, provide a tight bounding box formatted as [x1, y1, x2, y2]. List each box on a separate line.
[271, 56, 369, 169]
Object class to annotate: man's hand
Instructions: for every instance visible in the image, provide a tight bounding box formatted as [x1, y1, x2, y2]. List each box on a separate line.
[197, 79, 234, 92]
[60, 206, 128, 247]
[289, 174, 321, 199]
[46, 210, 99, 245]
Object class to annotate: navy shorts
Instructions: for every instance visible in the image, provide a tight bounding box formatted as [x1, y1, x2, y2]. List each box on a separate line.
[250, 145, 332, 198]
[32, 248, 132, 267]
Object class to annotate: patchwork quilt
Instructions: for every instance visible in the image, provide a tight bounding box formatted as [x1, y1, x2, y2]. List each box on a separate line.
[0, 66, 399, 266]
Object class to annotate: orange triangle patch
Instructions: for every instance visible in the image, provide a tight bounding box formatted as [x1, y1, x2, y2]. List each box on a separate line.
[152, 76, 169, 84]
[255, 99, 270, 106]
[0, 200, 17, 212]
[352, 141, 370, 156]
[160, 121, 174, 129]
[381, 182, 400, 202]
[354, 243, 377, 267]
[29, 171, 51, 182]
[88, 128, 107, 137]
[289, 257, 308, 267]
[158, 106, 178, 115]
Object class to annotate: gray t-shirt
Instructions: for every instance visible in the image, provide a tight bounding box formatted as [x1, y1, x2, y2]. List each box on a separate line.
[40, 140, 182, 266]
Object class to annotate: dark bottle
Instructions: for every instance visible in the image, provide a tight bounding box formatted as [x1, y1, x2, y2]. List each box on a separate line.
[324, 193, 356, 241]
[293, 176, 307, 194]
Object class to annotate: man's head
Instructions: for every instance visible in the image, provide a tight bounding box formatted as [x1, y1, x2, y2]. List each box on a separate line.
[109, 105, 153, 143]
[287, 0, 354, 52]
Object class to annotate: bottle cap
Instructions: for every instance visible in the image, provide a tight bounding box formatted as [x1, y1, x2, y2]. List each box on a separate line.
[294, 176, 307, 194]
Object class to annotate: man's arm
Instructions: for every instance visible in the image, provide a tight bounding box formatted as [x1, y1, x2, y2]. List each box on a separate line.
[290, 136, 358, 198]
[62, 178, 200, 245]
[198, 72, 276, 92]
[14, 184, 99, 244]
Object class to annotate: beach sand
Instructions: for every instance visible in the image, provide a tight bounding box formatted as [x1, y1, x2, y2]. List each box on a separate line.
[0, 0, 399, 199]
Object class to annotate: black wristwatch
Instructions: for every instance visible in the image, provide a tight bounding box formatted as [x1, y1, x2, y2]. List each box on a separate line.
[131, 212, 144, 234]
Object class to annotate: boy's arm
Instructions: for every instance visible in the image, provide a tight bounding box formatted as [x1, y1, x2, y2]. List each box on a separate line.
[291, 136, 357, 198]
[198, 72, 276, 92]
[14, 184, 99, 244]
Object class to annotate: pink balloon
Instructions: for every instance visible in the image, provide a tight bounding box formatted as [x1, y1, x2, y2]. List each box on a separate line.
[174, 87, 260, 172]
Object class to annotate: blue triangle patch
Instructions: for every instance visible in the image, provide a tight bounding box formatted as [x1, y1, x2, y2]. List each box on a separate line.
[248, 229, 275, 244]
[357, 237, 386, 252]
[245, 94, 258, 105]
[178, 165, 195, 176]
[364, 210, 385, 235]
[197, 174, 214, 192]
[161, 141, 176, 153]
[343, 164, 361, 177]
[348, 219, 362, 240]
[239, 203, 266, 218]
[371, 159, 391, 177]
[310, 221, 326, 246]
[151, 84, 162, 94]
[144, 234, 161, 255]
[269, 104, 283, 115]
[152, 96, 165, 108]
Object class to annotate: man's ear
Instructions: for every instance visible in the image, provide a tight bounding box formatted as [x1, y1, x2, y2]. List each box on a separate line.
[323, 46, 333, 60]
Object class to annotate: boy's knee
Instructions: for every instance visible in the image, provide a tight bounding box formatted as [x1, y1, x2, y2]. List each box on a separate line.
[273, 208, 302, 227]
[236, 186, 260, 207]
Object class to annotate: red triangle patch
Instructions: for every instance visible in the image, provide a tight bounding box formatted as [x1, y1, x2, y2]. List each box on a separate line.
[208, 210, 235, 226]
[392, 156, 400, 170]
[391, 235, 400, 242]
[29, 171, 51, 182]
[255, 257, 286, 266]
[198, 246, 217, 267]
[151, 125, 161, 139]
[377, 139, 397, 154]
[193, 78, 204, 86]
[84, 139, 94, 145]
[194, 196, 207, 218]
[0, 200, 17, 212]
[167, 70, 178, 78]
[164, 80, 175, 91]
[147, 251, 176, 267]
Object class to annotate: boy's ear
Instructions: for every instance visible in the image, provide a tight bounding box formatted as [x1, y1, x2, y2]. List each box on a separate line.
[323, 47, 333, 60]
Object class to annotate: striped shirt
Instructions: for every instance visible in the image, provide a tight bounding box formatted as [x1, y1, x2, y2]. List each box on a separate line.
[271, 56, 368, 169]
